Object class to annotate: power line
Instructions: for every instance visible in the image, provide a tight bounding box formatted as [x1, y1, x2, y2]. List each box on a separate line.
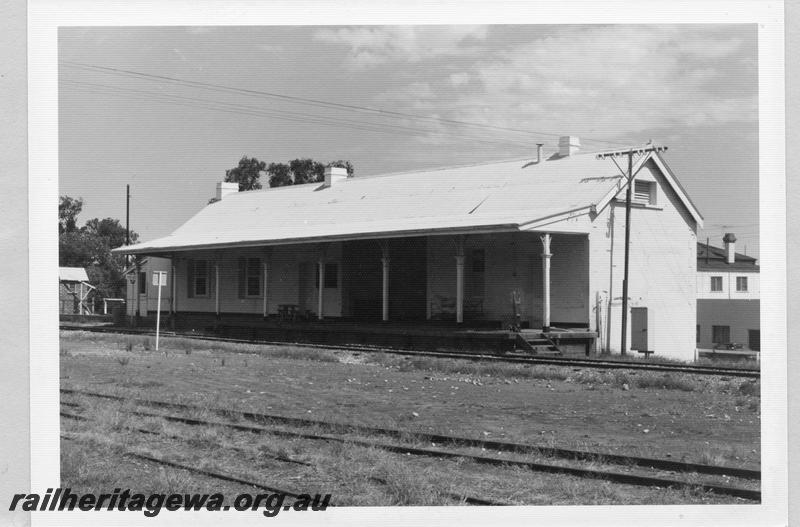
[60, 60, 634, 147]
[62, 79, 543, 150]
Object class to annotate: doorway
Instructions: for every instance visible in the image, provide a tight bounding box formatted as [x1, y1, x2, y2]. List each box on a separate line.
[631, 307, 648, 351]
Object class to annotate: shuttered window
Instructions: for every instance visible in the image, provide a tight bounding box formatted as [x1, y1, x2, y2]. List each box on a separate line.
[633, 180, 655, 205]
[189, 260, 208, 297]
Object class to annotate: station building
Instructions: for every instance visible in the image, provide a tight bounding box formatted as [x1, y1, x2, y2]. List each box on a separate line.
[116, 137, 703, 360]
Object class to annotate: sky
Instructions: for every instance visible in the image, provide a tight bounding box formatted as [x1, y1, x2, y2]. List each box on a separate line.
[58, 24, 759, 256]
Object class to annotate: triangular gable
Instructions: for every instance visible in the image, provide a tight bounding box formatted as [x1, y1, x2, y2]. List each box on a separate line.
[592, 151, 704, 228]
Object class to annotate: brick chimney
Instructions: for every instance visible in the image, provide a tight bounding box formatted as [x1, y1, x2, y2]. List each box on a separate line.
[723, 233, 736, 264]
[558, 136, 580, 156]
[323, 166, 349, 188]
[215, 181, 239, 201]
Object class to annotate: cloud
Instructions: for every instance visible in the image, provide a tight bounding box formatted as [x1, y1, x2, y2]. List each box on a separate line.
[440, 25, 757, 143]
[449, 72, 470, 87]
[313, 25, 488, 68]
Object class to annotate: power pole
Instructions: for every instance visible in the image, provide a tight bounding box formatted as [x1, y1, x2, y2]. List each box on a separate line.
[620, 151, 633, 356]
[126, 184, 131, 246]
[126, 184, 131, 268]
[596, 143, 667, 355]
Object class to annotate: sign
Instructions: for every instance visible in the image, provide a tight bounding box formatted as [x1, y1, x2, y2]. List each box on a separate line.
[152, 271, 168, 286]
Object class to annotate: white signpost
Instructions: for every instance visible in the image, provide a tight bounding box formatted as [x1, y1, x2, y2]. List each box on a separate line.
[152, 271, 168, 351]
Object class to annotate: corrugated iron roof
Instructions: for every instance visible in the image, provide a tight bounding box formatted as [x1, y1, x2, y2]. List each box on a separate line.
[697, 243, 759, 272]
[116, 151, 701, 255]
[59, 267, 89, 282]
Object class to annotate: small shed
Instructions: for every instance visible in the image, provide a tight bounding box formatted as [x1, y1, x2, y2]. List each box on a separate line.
[59, 267, 95, 314]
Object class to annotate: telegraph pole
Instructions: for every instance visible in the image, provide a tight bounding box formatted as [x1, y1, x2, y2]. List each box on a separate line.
[596, 143, 667, 356]
[126, 184, 131, 267]
[126, 184, 131, 246]
[620, 151, 633, 355]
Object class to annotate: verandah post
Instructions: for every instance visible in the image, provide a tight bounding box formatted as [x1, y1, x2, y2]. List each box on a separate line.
[541, 233, 552, 332]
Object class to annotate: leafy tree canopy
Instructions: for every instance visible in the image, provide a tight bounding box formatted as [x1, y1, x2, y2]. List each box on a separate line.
[59, 195, 83, 234]
[225, 156, 267, 191]
[58, 197, 138, 299]
[267, 158, 355, 188]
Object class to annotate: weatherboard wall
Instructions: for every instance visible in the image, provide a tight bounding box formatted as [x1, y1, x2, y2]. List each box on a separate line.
[588, 160, 698, 361]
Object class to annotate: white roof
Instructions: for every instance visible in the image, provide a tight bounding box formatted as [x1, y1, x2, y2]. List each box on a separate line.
[117, 150, 702, 255]
[59, 267, 89, 282]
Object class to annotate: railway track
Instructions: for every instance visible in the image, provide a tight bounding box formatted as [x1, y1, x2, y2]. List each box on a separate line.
[61, 388, 761, 501]
[60, 325, 760, 378]
[61, 411, 500, 506]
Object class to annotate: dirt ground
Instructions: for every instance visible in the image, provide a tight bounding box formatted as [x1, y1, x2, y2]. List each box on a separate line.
[60, 331, 760, 469]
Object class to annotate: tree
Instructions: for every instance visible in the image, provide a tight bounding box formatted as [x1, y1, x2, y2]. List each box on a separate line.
[288, 158, 326, 185]
[267, 162, 292, 188]
[58, 198, 139, 299]
[225, 156, 267, 191]
[59, 195, 83, 234]
[84, 217, 138, 248]
[267, 158, 355, 188]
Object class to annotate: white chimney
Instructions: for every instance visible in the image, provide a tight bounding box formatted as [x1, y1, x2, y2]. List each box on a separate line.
[323, 166, 349, 188]
[535, 143, 544, 163]
[723, 233, 736, 264]
[558, 136, 581, 156]
[216, 181, 239, 201]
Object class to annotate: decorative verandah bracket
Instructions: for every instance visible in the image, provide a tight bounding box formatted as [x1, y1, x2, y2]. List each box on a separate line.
[540, 233, 552, 332]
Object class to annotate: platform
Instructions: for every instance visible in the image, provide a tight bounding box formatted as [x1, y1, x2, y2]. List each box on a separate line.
[146, 313, 599, 355]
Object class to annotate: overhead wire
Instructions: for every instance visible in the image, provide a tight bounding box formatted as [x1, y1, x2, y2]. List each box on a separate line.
[60, 60, 634, 147]
[62, 79, 543, 150]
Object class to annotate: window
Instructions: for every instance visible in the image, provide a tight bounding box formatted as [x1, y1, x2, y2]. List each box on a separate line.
[315, 262, 339, 289]
[633, 180, 656, 205]
[736, 276, 748, 292]
[748, 330, 760, 351]
[712, 325, 730, 345]
[138, 272, 146, 294]
[471, 249, 485, 273]
[710, 276, 723, 292]
[696, 325, 701, 343]
[245, 258, 261, 297]
[192, 260, 209, 297]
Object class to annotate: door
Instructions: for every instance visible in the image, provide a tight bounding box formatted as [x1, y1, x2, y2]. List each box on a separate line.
[631, 307, 648, 351]
[748, 330, 760, 351]
[137, 271, 148, 316]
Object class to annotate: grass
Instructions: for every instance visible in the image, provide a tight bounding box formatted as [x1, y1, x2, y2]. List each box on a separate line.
[365, 353, 569, 382]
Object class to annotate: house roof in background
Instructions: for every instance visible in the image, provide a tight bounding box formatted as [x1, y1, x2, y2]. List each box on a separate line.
[59, 267, 89, 282]
[697, 242, 759, 272]
[115, 150, 703, 256]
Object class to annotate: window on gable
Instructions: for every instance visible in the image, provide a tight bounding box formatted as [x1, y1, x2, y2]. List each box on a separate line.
[633, 180, 656, 205]
[710, 276, 723, 292]
[736, 276, 748, 292]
